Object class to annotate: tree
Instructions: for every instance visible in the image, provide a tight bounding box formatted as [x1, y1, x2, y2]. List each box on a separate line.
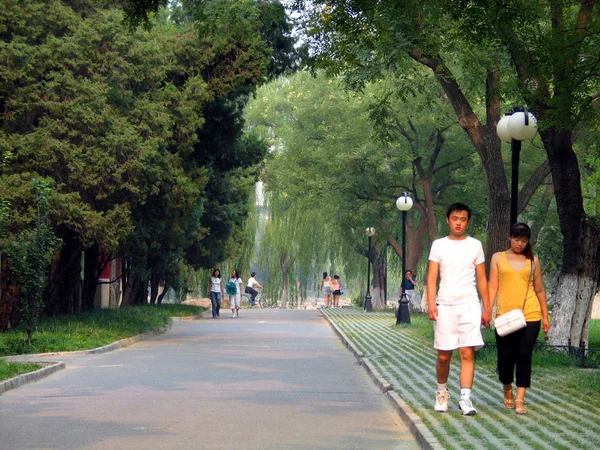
[292, 0, 599, 345]
[7, 179, 59, 344]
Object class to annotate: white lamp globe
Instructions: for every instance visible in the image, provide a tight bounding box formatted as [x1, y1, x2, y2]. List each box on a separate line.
[365, 227, 376, 237]
[396, 195, 413, 211]
[507, 111, 537, 141]
[496, 115, 512, 143]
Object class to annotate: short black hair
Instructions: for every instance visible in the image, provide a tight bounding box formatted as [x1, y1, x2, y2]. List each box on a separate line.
[446, 202, 472, 220]
[333, 274, 340, 279]
[251, 271, 256, 277]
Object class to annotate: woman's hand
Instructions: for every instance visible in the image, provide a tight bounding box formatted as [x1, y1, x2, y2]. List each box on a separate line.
[542, 317, 550, 334]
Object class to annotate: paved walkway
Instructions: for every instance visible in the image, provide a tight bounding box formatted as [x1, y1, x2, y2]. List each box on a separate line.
[0, 309, 418, 449]
[324, 309, 600, 450]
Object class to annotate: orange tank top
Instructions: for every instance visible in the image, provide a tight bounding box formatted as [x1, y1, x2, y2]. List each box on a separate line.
[496, 252, 541, 321]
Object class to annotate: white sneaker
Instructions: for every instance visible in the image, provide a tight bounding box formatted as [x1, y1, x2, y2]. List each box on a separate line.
[231, 313, 236, 318]
[459, 398, 477, 415]
[434, 390, 450, 412]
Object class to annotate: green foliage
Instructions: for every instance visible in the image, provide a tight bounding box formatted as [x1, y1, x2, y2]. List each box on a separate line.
[6, 179, 60, 344]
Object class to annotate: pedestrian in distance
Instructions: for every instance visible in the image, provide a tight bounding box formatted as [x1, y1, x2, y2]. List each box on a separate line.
[227, 269, 243, 318]
[331, 275, 343, 308]
[488, 223, 550, 414]
[321, 272, 332, 308]
[401, 270, 418, 311]
[426, 203, 492, 416]
[245, 272, 263, 306]
[209, 269, 224, 319]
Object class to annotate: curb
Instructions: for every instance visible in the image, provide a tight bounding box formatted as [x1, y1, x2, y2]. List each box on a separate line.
[321, 312, 364, 359]
[0, 361, 65, 396]
[321, 311, 443, 450]
[171, 313, 202, 322]
[1, 321, 176, 395]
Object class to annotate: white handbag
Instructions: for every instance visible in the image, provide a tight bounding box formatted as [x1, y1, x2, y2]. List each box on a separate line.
[494, 260, 533, 337]
[495, 308, 527, 337]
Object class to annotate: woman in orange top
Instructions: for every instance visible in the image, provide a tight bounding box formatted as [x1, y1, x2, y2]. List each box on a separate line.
[488, 223, 550, 414]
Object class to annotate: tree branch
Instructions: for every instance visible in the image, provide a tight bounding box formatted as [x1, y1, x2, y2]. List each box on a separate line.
[518, 159, 552, 214]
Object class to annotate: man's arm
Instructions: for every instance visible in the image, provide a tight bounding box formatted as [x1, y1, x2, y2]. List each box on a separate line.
[476, 262, 491, 326]
[426, 261, 439, 321]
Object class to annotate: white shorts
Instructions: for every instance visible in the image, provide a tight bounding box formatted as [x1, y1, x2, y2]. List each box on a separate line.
[230, 293, 241, 309]
[434, 303, 484, 351]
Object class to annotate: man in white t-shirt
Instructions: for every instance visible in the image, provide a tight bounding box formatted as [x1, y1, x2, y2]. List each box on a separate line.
[246, 272, 263, 306]
[426, 203, 492, 416]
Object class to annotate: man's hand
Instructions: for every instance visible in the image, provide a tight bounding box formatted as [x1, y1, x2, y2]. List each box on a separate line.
[428, 303, 438, 321]
[481, 308, 492, 327]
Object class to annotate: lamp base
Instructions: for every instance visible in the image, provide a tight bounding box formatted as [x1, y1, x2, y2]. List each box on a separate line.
[396, 293, 411, 325]
[364, 294, 373, 312]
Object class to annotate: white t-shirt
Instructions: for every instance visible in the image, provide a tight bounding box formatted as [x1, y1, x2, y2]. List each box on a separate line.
[247, 277, 257, 288]
[229, 277, 243, 294]
[210, 277, 222, 293]
[428, 236, 485, 306]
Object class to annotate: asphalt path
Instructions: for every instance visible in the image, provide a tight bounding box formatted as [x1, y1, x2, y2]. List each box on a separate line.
[0, 309, 419, 449]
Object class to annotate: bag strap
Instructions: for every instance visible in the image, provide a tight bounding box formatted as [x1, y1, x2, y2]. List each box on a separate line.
[521, 259, 534, 310]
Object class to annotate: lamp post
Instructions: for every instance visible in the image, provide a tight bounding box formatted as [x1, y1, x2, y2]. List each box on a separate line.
[396, 192, 413, 325]
[496, 107, 538, 225]
[364, 227, 376, 312]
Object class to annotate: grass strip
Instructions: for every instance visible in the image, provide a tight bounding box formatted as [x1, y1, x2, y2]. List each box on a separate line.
[0, 304, 204, 357]
[0, 359, 43, 382]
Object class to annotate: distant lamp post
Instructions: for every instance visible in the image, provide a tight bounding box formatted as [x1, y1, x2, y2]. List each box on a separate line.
[496, 107, 538, 225]
[364, 227, 376, 312]
[396, 193, 413, 325]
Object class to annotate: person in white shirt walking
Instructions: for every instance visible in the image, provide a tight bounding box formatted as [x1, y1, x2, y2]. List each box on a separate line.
[227, 269, 243, 318]
[426, 203, 492, 416]
[208, 269, 224, 319]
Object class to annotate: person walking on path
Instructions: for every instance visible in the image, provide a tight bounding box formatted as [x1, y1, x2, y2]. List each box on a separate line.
[331, 275, 343, 308]
[426, 203, 492, 416]
[245, 272, 263, 306]
[228, 269, 243, 318]
[321, 272, 332, 308]
[401, 270, 418, 311]
[209, 269, 224, 318]
[488, 223, 550, 414]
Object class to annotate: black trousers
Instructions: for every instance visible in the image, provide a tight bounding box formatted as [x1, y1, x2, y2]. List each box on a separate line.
[495, 321, 541, 388]
[245, 286, 258, 304]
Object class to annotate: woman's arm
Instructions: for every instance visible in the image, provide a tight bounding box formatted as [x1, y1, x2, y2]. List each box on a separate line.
[488, 252, 500, 308]
[533, 256, 550, 333]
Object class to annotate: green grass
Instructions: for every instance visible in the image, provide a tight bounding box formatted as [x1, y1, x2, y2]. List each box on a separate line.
[0, 304, 204, 357]
[0, 360, 43, 382]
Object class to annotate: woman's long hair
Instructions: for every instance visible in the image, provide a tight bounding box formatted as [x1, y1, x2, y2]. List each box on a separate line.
[510, 223, 534, 260]
[322, 271, 328, 279]
[212, 269, 221, 278]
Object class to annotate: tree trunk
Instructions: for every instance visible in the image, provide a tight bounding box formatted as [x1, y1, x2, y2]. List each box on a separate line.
[371, 248, 387, 310]
[0, 255, 20, 331]
[157, 281, 170, 305]
[542, 130, 600, 346]
[109, 258, 121, 308]
[45, 228, 82, 315]
[149, 271, 160, 305]
[81, 244, 100, 312]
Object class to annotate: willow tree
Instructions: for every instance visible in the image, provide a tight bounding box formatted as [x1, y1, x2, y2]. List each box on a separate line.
[246, 71, 498, 309]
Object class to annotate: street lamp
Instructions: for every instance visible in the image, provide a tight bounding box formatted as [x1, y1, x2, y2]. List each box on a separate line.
[496, 107, 538, 225]
[364, 227, 376, 312]
[396, 192, 413, 325]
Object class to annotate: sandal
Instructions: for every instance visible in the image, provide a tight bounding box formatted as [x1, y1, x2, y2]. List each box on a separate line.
[503, 388, 514, 409]
[515, 399, 527, 414]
